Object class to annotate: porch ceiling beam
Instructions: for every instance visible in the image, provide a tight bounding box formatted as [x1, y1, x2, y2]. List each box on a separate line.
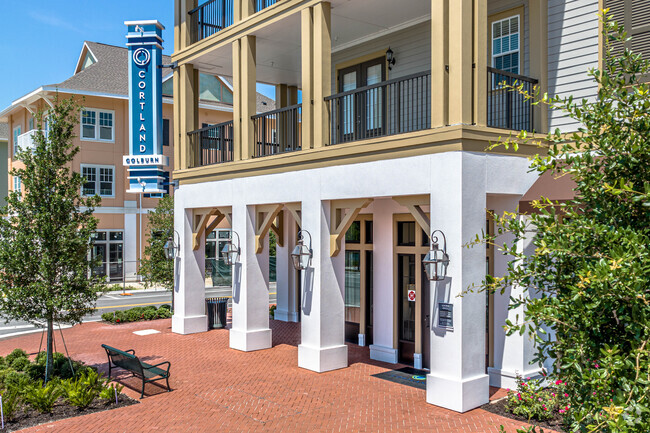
[330, 198, 373, 257]
[255, 204, 284, 253]
[393, 195, 431, 237]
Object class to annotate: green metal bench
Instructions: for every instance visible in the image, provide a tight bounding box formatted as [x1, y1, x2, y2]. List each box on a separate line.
[101, 344, 171, 398]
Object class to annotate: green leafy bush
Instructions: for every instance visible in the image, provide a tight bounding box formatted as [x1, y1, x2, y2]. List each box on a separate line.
[5, 371, 32, 394]
[505, 376, 569, 422]
[24, 381, 63, 413]
[143, 309, 157, 320]
[156, 308, 172, 319]
[62, 370, 103, 409]
[159, 304, 171, 310]
[101, 312, 114, 322]
[103, 305, 172, 323]
[1, 389, 22, 421]
[11, 357, 30, 372]
[5, 349, 27, 366]
[99, 382, 124, 404]
[269, 304, 277, 319]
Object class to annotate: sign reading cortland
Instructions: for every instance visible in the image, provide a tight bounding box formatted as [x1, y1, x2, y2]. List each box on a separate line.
[124, 20, 167, 194]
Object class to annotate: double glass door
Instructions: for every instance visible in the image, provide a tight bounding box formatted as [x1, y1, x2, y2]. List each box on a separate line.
[91, 231, 123, 281]
[338, 57, 386, 142]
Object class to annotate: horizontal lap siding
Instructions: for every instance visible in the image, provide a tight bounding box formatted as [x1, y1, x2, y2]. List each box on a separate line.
[548, 0, 599, 132]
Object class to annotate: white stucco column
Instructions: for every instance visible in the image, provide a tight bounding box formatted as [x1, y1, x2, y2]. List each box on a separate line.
[275, 210, 300, 322]
[172, 206, 208, 334]
[488, 198, 539, 388]
[298, 198, 347, 372]
[369, 199, 398, 363]
[426, 152, 490, 412]
[229, 203, 272, 351]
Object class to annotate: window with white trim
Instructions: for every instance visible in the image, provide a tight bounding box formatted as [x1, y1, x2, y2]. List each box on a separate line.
[13, 126, 21, 156]
[13, 177, 21, 194]
[492, 15, 520, 75]
[81, 109, 114, 141]
[81, 165, 114, 197]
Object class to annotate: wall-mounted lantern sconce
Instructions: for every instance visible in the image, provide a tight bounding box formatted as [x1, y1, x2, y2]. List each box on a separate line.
[291, 230, 313, 271]
[221, 230, 241, 266]
[163, 230, 181, 260]
[386, 47, 396, 71]
[423, 230, 450, 281]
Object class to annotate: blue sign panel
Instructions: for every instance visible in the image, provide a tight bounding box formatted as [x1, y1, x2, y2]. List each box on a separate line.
[124, 20, 168, 194]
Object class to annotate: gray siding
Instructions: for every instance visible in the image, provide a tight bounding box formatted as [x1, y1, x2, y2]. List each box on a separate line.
[331, 21, 431, 92]
[547, 0, 599, 132]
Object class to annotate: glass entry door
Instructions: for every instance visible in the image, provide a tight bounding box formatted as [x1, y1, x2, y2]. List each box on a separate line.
[398, 254, 416, 364]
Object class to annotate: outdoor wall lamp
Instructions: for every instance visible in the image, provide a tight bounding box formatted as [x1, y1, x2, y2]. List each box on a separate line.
[423, 230, 450, 281]
[386, 47, 396, 70]
[163, 230, 181, 260]
[221, 230, 241, 266]
[291, 230, 313, 271]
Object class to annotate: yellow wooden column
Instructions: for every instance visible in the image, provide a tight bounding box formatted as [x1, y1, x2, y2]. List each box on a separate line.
[175, 0, 197, 51]
[473, 0, 488, 126]
[448, 0, 474, 125]
[241, 35, 257, 160]
[301, 7, 314, 149]
[176, 63, 199, 170]
[529, 0, 548, 133]
[313, 2, 331, 148]
[431, 0, 449, 128]
[232, 40, 242, 161]
[275, 84, 289, 108]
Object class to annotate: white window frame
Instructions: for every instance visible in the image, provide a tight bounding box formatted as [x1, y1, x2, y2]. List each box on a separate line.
[491, 14, 521, 74]
[80, 109, 115, 142]
[13, 125, 21, 156]
[81, 164, 115, 198]
[13, 176, 21, 193]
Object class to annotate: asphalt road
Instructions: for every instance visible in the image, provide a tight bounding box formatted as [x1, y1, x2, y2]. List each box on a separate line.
[0, 284, 277, 339]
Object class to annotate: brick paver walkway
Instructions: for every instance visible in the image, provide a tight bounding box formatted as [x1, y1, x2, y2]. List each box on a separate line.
[0, 319, 550, 432]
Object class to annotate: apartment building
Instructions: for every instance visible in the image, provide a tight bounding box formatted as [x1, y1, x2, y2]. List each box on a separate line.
[168, 0, 611, 412]
[0, 41, 274, 282]
[0, 123, 7, 207]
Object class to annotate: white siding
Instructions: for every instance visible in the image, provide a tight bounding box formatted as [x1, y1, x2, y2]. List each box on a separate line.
[547, 0, 599, 132]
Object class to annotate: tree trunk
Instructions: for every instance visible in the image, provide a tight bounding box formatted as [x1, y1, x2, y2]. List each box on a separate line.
[45, 318, 54, 384]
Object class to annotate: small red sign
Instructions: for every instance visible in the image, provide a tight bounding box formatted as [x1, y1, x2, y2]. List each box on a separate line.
[408, 290, 416, 302]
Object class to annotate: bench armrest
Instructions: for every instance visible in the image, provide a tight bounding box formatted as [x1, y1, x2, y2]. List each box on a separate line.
[125, 349, 136, 355]
[145, 361, 171, 374]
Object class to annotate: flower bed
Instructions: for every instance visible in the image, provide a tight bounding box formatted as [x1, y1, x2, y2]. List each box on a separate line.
[101, 304, 172, 324]
[0, 348, 137, 432]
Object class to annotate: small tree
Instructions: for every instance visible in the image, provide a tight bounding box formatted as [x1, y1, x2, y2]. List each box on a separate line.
[0, 97, 102, 382]
[139, 194, 174, 292]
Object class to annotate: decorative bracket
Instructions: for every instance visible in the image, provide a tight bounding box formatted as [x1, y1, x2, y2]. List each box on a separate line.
[192, 207, 231, 250]
[393, 195, 430, 236]
[330, 198, 373, 257]
[255, 204, 284, 253]
[284, 202, 302, 228]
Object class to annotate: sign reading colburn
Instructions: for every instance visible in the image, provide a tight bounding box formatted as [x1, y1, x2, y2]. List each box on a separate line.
[124, 20, 169, 193]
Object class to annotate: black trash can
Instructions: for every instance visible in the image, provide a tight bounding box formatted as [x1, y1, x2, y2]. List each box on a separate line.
[206, 297, 228, 329]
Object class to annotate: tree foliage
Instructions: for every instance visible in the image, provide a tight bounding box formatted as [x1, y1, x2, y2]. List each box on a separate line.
[0, 97, 103, 381]
[139, 194, 174, 291]
[484, 13, 650, 432]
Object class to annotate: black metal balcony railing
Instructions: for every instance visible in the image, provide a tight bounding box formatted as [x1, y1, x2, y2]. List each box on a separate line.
[326, 71, 431, 145]
[252, 104, 302, 157]
[487, 67, 538, 133]
[188, 121, 234, 167]
[254, 0, 278, 12]
[189, 0, 234, 44]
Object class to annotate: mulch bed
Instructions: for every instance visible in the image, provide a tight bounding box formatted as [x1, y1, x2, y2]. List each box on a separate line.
[3, 393, 137, 432]
[481, 397, 567, 432]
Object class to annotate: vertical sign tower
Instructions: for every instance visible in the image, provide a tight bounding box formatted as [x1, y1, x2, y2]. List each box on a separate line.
[123, 20, 168, 193]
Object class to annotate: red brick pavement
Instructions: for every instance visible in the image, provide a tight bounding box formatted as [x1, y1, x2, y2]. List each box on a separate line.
[0, 319, 554, 433]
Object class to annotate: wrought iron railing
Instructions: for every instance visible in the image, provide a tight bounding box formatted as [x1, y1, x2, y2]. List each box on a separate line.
[189, 0, 234, 44]
[487, 67, 538, 133]
[254, 0, 278, 12]
[326, 71, 431, 145]
[188, 121, 234, 167]
[252, 104, 302, 157]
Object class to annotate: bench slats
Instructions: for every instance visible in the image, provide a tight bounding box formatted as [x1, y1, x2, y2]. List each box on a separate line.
[101, 344, 172, 398]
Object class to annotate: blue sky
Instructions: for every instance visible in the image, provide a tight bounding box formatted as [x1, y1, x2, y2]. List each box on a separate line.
[0, 1, 275, 111]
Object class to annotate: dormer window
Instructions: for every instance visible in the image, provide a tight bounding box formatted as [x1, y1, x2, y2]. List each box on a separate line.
[81, 51, 96, 71]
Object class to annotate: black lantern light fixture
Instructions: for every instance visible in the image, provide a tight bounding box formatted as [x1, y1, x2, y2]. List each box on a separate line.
[386, 47, 396, 70]
[163, 230, 181, 260]
[423, 230, 450, 281]
[291, 230, 313, 271]
[221, 230, 241, 266]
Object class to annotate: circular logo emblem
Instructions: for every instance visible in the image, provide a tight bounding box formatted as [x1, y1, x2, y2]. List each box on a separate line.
[133, 48, 151, 67]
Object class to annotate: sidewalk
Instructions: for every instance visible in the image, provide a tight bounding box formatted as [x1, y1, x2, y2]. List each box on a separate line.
[0, 319, 550, 433]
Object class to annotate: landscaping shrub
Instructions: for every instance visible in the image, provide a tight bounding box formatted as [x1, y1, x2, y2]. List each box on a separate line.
[103, 305, 172, 323]
[143, 309, 157, 320]
[11, 356, 30, 372]
[5, 349, 27, 366]
[155, 308, 172, 319]
[1, 389, 21, 421]
[5, 371, 31, 393]
[63, 370, 103, 409]
[99, 382, 124, 404]
[159, 304, 171, 310]
[505, 376, 569, 422]
[269, 304, 277, 319]
[24, 381, 63, 413]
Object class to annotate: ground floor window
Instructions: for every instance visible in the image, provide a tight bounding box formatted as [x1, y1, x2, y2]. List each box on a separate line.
[344, 216, 373, 345]
[90, 231, 123, 281]
[205, 229, 233, 287]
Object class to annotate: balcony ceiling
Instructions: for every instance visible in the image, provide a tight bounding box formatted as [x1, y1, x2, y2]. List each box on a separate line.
[191, 0, 430, 87]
